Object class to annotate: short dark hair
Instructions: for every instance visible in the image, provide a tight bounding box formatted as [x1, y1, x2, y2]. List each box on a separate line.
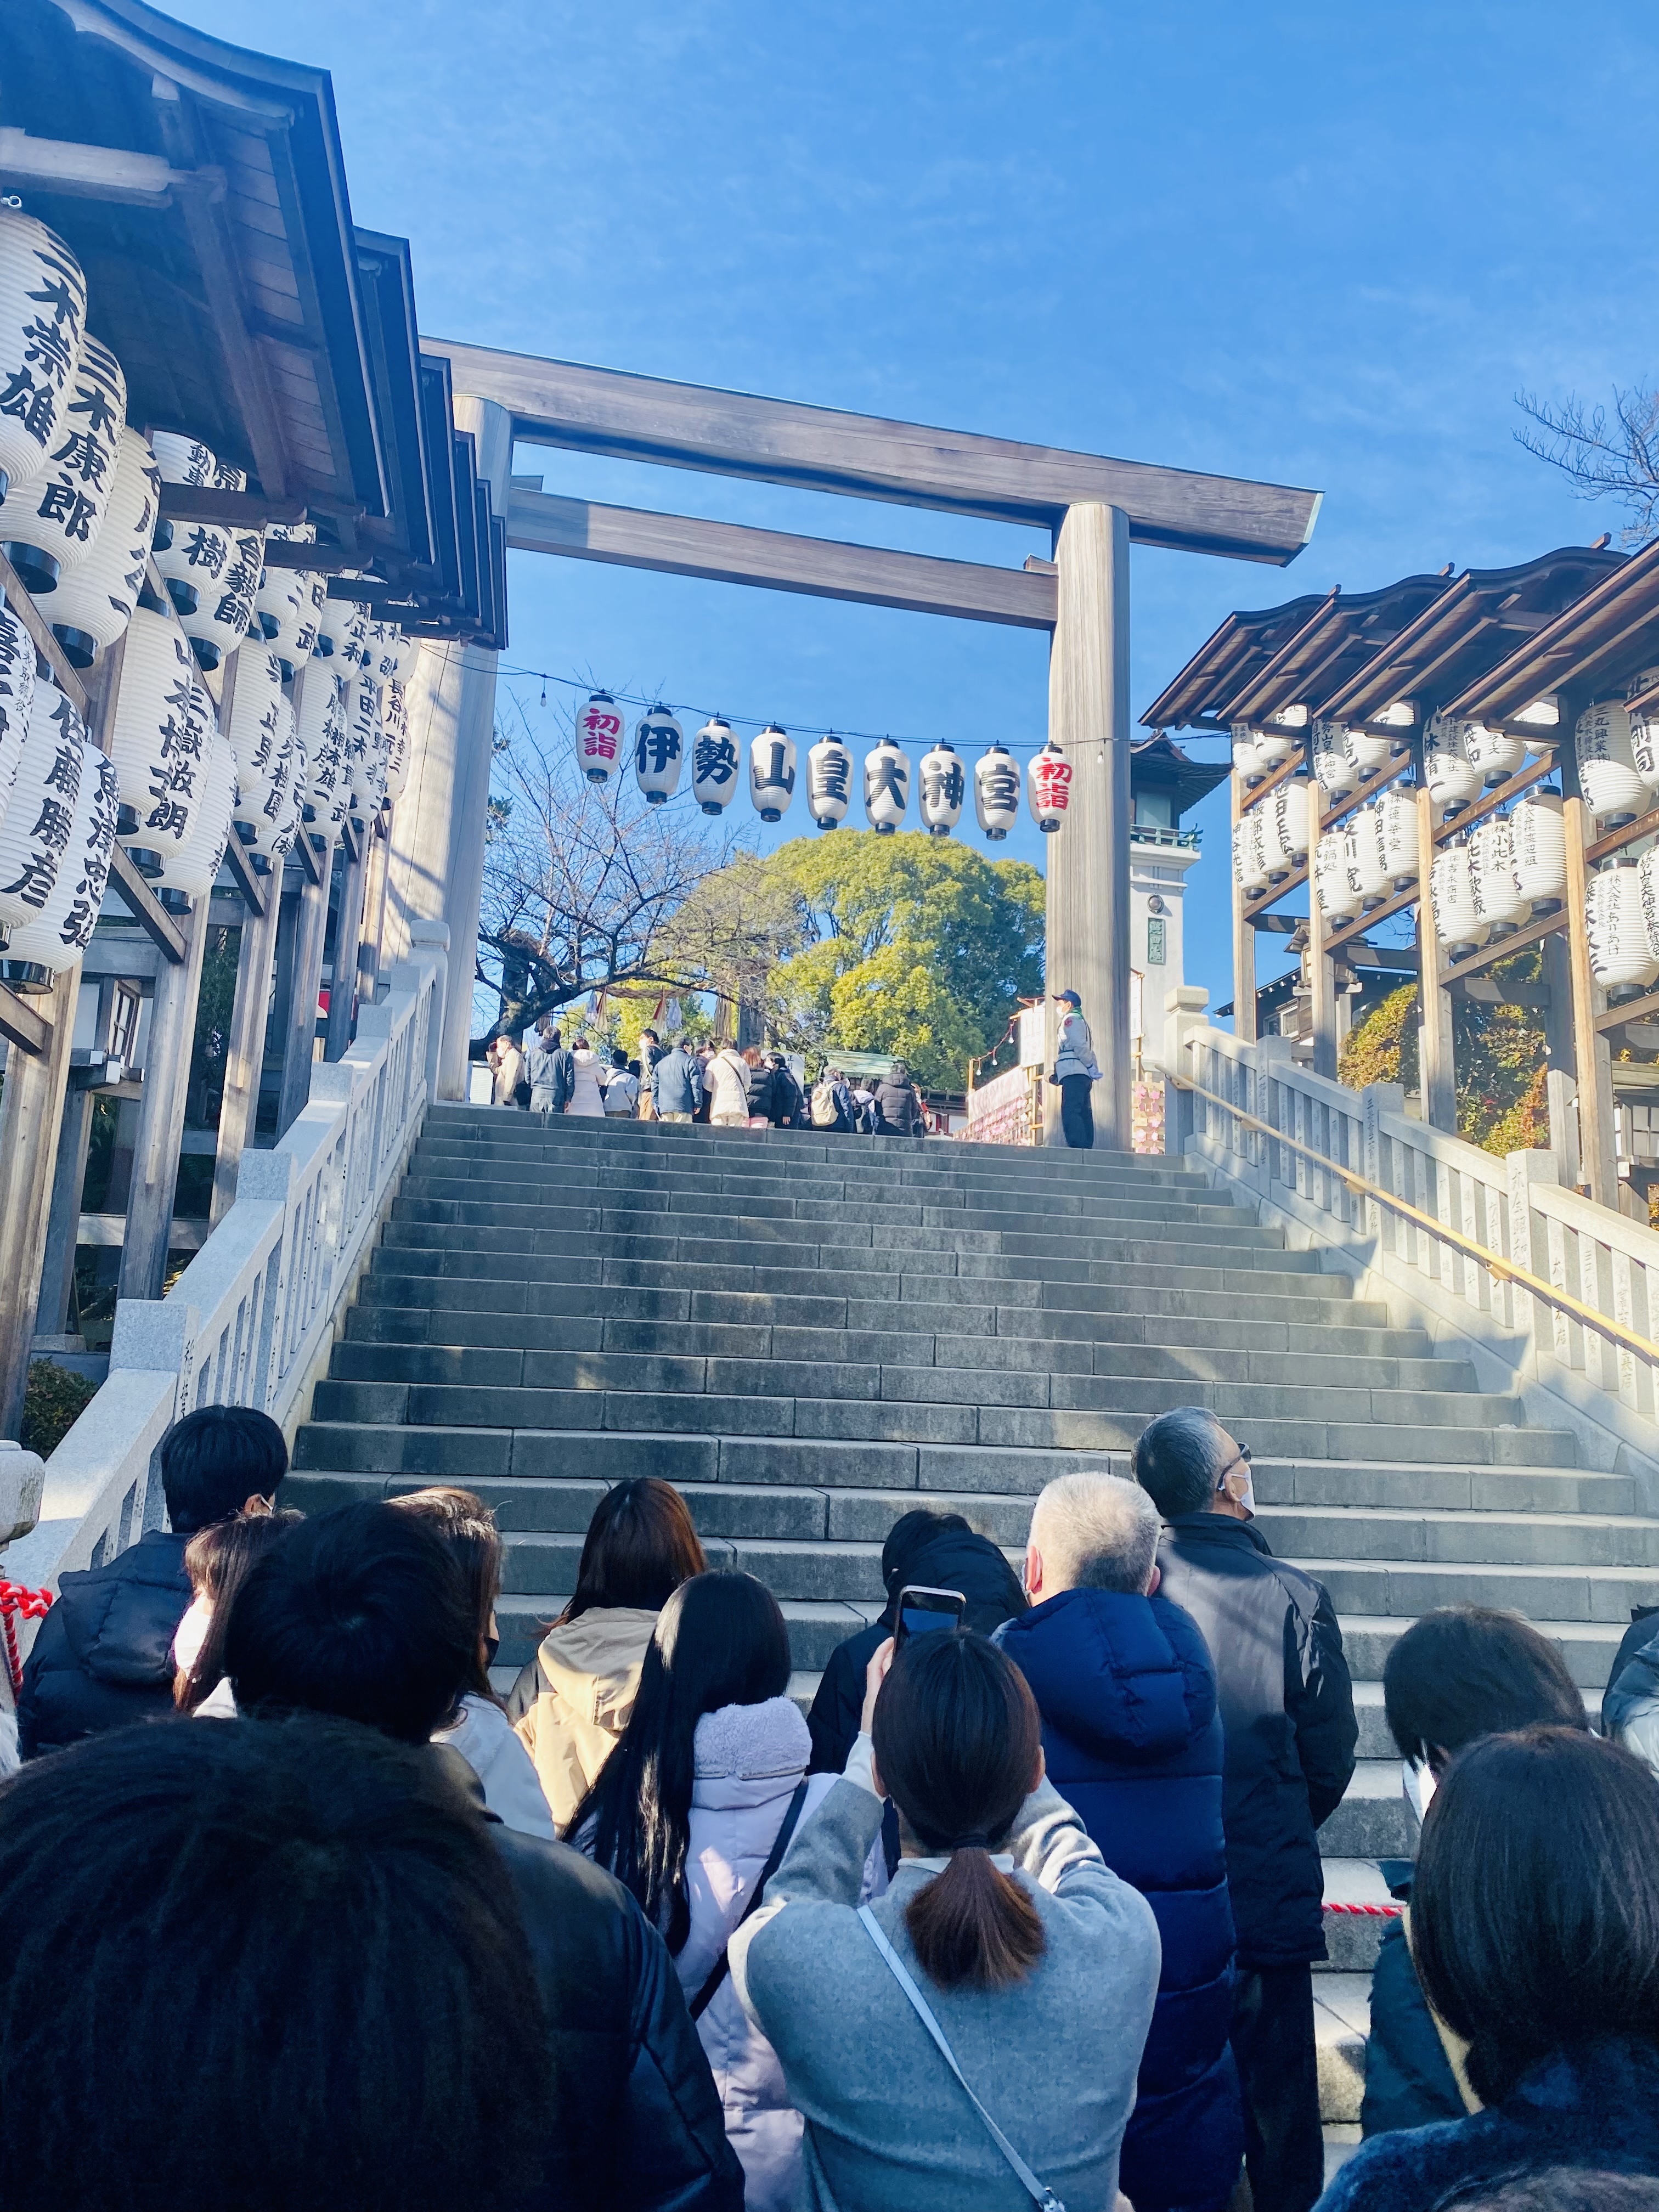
[560, 1478, 707, 1624]
[1413, 1726, 1659, 2106]
[0, 1717, 554, 2211]
[1449, 2175, 1659, 2212]
[160, 1405, 287, 1533]
[1132, 1406, 1229, 1519]
[225, 1501, 478, 1742]
[387, 1487, 501, 1701]
[1384, 1607, 1585, 1770]
[873, 1633, 1045, 1990]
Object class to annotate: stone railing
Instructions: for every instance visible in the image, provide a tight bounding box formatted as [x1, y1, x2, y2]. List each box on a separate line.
[1166, 1011, 1659, 1482]
[0, 927, 446, 1628]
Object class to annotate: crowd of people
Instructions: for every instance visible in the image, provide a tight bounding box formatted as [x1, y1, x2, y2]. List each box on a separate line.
[5, 1403, 1659, 2211]
[486, 1022, 932, 1137]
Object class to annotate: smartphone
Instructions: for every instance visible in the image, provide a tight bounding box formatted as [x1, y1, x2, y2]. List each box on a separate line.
[895, 1585, 967, 1646]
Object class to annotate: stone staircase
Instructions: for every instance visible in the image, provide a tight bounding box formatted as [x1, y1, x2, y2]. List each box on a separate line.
[284, 1103, 1659, 2148]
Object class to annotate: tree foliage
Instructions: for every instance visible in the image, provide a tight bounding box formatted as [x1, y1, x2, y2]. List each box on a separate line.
[1335, 951, 1551, 1155]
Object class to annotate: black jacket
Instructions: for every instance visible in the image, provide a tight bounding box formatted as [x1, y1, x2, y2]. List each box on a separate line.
[546, 1047, 575, 1112]
[806, 1526, 1027, 1778]
[768, 1065, 803, 1127]
[1360, 1908, 1464, 2138]
[17, 1529, 191, 1760]
[454, 1758, 743, 2212]
[1154, 1513, 1357, 1965]
[744, 1064, 776, 1121]
[872, 1076, 923, 1136]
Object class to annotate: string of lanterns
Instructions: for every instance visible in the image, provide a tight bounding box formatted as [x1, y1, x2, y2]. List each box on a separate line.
[574, 691, 1076, 837]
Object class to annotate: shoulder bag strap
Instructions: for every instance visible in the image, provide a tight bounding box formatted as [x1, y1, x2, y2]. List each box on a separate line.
[856, 1905, 1065, 2212]
[689, 1778, 811, 2022]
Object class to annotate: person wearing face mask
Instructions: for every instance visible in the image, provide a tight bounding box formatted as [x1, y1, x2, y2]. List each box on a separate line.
[1364, 1607, 1588, 2140]
[1132, 1407, 1357, 2212]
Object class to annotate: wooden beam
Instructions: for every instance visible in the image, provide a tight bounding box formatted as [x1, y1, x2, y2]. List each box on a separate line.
[0, 969, 77, 1437]
[1597, 983, 1659, 1036]
[506, 487, 1058, 630]
[210, 882, 282, 1224]
[118, 896, 209, 1302]
[0, 126, 183, 207]
[1325, 882, 1419, 957]
[105, 844, 187, 963]
[0, 982, 50, 1057]
[428, 338, 1323, 564]
[1417, 784, 1457, 1132]
[159, 485, 309, 528]
[1564, 794, 1619, 1207]
[0, 549, 91, 716]
[1587, 804, 1659, 866]
[220, 831, 267, 919]
[1231, 772, 1256, 1041]
[1441, 908, 1567, 988]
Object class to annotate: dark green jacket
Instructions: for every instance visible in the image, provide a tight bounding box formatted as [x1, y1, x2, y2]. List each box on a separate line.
[1361, 1915, 1465, 2137]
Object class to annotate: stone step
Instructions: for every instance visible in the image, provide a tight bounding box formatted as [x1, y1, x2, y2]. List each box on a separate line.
[1338, 1609, 1630, 1691]
[1262, 1503, 1659, 1569]
[489, 1589, 877, 1674]
[1313, 1972, 1373, 2124]
[327, 1335, 1476, 1396]
[1292, 1553, 1659, 1624]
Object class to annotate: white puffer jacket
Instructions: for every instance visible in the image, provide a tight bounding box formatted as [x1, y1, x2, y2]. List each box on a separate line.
[676, 1697, 837, 2212]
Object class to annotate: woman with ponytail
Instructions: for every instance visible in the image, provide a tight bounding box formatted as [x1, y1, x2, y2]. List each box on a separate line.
[730, 1630, 1160, 2211]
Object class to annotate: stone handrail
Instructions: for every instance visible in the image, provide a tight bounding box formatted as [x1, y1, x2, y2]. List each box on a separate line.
[0, 930, 446, 1624]
[1167, 1014, 1659, 1478]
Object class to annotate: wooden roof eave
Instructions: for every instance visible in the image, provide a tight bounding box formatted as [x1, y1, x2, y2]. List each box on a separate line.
[1139, 595, 1330, 730]
[1443, 538, 1659, 724]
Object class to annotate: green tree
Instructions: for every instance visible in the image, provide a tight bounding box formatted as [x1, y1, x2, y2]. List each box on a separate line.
[721, 831, 1044, 1091]
[1335, 949, 1551, 1155]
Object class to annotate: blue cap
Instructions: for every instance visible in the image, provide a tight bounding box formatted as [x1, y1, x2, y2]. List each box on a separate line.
[1055, 989, 1081, 1008]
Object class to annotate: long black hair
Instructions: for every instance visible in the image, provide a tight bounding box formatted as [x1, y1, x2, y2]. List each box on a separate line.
[573, 1571, 791, 1954]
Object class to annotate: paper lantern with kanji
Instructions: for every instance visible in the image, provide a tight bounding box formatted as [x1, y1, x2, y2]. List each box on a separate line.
[1234, 815, 1269, 895]
[1577, 699, 1649, 827]
[1026, 742, 1070, 834]
[630, 703, 682, 804]
[749, 724, 795, 823]
[1350, 720, 1412, 776]
[1269, 777, 1311, 871]
[104, 608, 207, 872]
[0, 603, 36, 830]
[974, 743, 1020, 840]
[806, 734, 853, 829]
[381, 679, 410, 805]
[255, 522, 325, 675]
[1314, 831, 1359, 926]
[691, 715, 739, 815]
[1431, 843, 1487, 961]
[253, 701, 302, 863]
[1469, 817, 1528, 937]
[48, 427, 160, 667]
[225, 647, 292, 854]
[150, 435, 264, 672]
[1639, 847, 1659, 964]
[3, 741, 116, 976]
[1340, 803, 1384, 905]
[4, 332, 123, 595]
[0, 210, 88, 578]
[1631, 698, 1659, 792]
[1463, 721, 1525, 788]
[574, 691, 624, 786]
[0, 675, 86, 929]
[1512, 789, 1566, 910]
[159, 732, 235, 899]
[1378, 786, 1420, 889]
[1311, 720, 1359, 803]
[365, 623, 404, 689]
[918, 742, 965, 837]
[1588, 859, 1657, 999]
[314, 583, 369, 670]
[865, 737, 911, 833]
[1230, 722, 1268, 786]
[1425, 715, 1483, 815]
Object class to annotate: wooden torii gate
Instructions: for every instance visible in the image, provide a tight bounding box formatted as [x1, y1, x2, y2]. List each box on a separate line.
[395, 341, 1322, 1147]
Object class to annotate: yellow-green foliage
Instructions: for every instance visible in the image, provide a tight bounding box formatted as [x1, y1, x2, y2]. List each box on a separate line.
[1336, 952, 1551, 1158]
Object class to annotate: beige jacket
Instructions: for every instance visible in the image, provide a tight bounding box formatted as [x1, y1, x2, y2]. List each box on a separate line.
[512, 1605, 658, 1832]
[493, 1042, 526, 1104]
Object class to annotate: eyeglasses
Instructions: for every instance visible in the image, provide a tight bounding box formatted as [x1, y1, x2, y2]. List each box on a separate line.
[1215, 1446, 1251, 1491]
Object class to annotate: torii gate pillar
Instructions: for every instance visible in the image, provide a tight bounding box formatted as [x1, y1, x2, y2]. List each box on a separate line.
[1045, 501, 1132, 1150]
[382, 393, 511, 1099]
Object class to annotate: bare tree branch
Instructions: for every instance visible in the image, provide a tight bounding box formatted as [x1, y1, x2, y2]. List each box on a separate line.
[1514, 382, 1659, 543]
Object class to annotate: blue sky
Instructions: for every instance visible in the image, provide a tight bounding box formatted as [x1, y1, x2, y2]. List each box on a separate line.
[178, 1, 1659, 1018]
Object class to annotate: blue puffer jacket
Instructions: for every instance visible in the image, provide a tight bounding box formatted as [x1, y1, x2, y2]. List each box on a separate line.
[1001, 1585, 1244, 2212]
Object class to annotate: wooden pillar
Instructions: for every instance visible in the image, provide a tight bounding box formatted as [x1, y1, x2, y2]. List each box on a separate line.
[1415, 782, 1457, 1132]
[210, 882, 282, 1223]
[1306, 768, 1338, 1079]
[1563, 793, 1618, 1206]
[0, 972, 80, 1436]
[276, 837, 335, 1137]
[359, 816, 391, 1001]
[1046, 500, 1132, 1149]
[325, 825, 371, 1061]
[38, 978, 119, 1335]
[1230, 770, 1257, 1043]
[119, 896, 210, 1304]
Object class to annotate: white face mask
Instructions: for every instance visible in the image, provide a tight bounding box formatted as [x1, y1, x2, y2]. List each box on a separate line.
[1402, 1756, 1437, 1827]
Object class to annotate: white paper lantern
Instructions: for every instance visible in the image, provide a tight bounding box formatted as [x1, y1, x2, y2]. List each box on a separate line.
[258, 701, 303, 863]
[1638, 847, 1659, 964]
[1231, 723, 1268, 786]
[1512, 789, 1566, 910]
[381, 680, 410, 805]
[255, 522, 325, 675]
[104, 608, 208, 869]
[314, 582, 369, 671]
[1431, 844, 1487, 961]
[0, 603, 37, 834]
[1234, 814, 1271, 896]
[749, 723, 795, 823]
[1348, 802, 1390, 904]
[0, 676, 85, 928]
[150, 432, 215, 488]
[1588, 859, 1658, 998]
[1252, 720, 1297, 771]
[364, 622, 403, 689]
[1378, 786, 1420, 889]
[806, 733, 853, 829]
[1425, 715, 1483, 815]
[1577, 699, 1649, 827]
[1272, 777, 1311, 867]
[343, 672, 385, 821]
[159, 732, 235, 897]
[2, 332, 123, 592]
[866, 738, 912, 833]
[1311, 720, 1359, 802]
[0, 211, 88, 555]
[628, 703, 681, 805]
[974, 744, 1020, 839]
[3, 742, 116, 974]
[1351, 723, 1410, 776]
[1469, 816, 1528, 936]
[391, 630, 421, 686]
[918, 741, 965, 837]
[691, 714, 738, 814]
[1026, 742, 1069, 834]
[1464, 721, 1525, 788]
[298, 663, 349, 833]
[1314, 831, 1358, 925]
[573, 691, 623, 786]
[47, 427, 160, 668]
[225, 648, 290, 850]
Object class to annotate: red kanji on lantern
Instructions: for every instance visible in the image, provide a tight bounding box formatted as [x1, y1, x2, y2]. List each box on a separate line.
[1028, 743, 1072, 833]
[577, 692, 623, 784]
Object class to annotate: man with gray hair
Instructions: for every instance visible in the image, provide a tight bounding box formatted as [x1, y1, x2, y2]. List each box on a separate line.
[1000, 1471, 1244, 2212]
[1134, 1407, 1357, 2212]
